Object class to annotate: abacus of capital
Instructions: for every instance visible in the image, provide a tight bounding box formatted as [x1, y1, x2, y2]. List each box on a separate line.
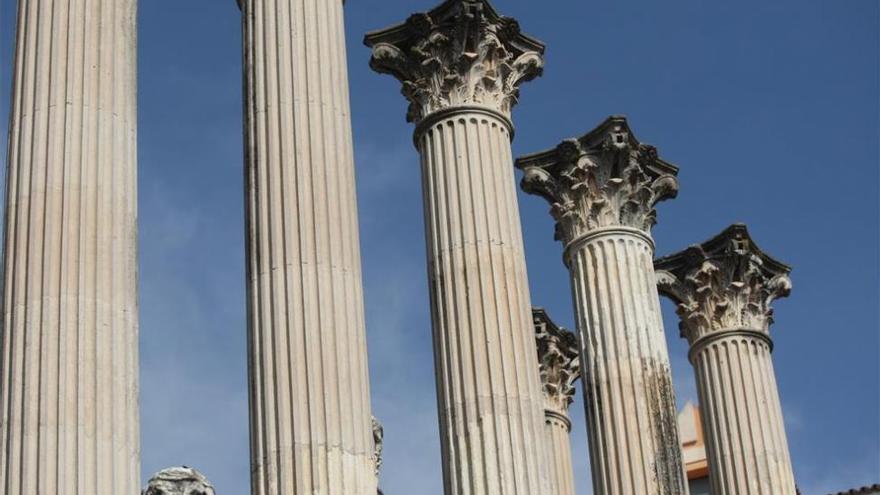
[0, 0, 804, 494]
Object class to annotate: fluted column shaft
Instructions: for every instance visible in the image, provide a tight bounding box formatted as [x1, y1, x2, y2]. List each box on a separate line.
[416, 110, 549, 494]
[656, 224, 797, 495]
[545, 410, 575, 494]
[691, 332, 795, 493]
[517, 117, 689, 495]
[0, 0, 140, 493]
[240, 1, 375, 494]
[569, 228, 685, 494]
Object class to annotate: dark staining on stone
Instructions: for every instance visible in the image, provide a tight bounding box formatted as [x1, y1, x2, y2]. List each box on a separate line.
[647, 361, 687, 494]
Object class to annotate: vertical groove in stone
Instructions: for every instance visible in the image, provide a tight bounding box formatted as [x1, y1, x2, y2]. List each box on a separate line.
[693, 337, 796, 494]
[241, 1, 376, 494]
[0, 0, 140, 493]
[416, 113, 549, 495]
[571, 232, 688, 495]
[544, 415, 575, 495]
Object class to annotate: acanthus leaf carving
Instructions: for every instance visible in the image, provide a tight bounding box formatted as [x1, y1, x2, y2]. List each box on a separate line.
[517, 117, 679, 245]
[533, 309, 580, 413]
[365, 0, 545, 123]
[655, 224, 792, 343]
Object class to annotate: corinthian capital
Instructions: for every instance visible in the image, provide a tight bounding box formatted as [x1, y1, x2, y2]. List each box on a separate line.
[655, 224, 792, 344]
[364, 0, 545, 123]
[516, 116, 679, 245]
[533, 308, 580, 414]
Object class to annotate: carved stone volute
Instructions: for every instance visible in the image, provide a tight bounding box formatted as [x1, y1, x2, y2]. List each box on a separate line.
[143, 467, 215, 495]
[533, 308, 579, 414]
[365, 0, 545, 123]
[516, 116, 679, 245]
[655, 224, 792, 344]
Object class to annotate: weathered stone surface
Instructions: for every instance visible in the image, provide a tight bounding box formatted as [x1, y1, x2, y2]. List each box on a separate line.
[366, 2, 552, 493]
[143, 467, 216, 495]
[372, 416, 385, 495]
[533, 308, 579, 495]
[0, 1, 141, 493]
[517, 116, 689, 495]
[239, 1, 376, 494]
[372, 416, 384, 477]
[656, 224, 797, 494]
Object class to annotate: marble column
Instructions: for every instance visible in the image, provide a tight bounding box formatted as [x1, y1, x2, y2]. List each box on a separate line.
[365, 1, 551, 493]
[238, 0, 376, 494]
[517, 116, 689, 495]
[0, 0, 140, 493]
[533, 308, 580, 495]
[655, 224, 797, 494]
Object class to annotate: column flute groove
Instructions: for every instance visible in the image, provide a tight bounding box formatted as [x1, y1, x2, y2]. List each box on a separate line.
[656, 224, 797, 495]
[366, 2, 551, 493]
[0, 0, 140, 493]
[239, 0, 376, 493]
[517, 117, 689, 495]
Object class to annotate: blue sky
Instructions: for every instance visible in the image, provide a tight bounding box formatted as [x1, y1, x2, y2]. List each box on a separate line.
[0, 0, 877, 493]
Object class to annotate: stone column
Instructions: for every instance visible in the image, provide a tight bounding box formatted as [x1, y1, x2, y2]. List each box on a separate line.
[655, 224, 797, 494]
[365, 2, 551, 493]
[0, 1, 140, 493]
[517, 116, 689, 495]
[238, 0, 375, 494]
[533, 309, 579, 495]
